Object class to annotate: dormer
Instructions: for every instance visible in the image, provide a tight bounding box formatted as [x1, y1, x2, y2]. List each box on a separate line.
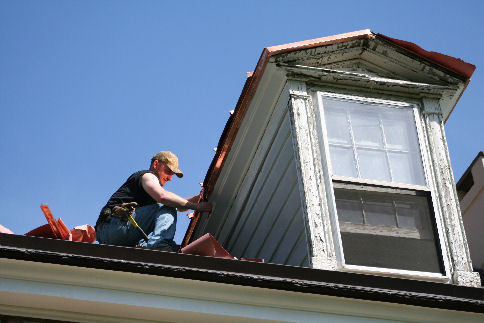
[184, 30, 480, 287]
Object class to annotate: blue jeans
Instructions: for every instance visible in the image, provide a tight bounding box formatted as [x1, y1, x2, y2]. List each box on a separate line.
[96, 204, 178, 251]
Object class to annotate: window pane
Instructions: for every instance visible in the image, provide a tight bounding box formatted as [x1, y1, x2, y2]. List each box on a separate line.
[389, 152, 426, 186]
[351, 111, 384, 148]
[395, 195, 433, 239]
[329, 145, 357, 178]
[325, 109, 351, 145]
[381, 110, 414, 150]
[363, 193, 396, 227]
[357, 148, 391, 182]
[395, 202, 418, 228]
[335, 188, 443, 273]
[334, 190, 363, 224]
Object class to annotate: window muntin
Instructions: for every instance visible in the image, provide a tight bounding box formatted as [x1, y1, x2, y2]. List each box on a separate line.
[320, 93, 444, 276]
[324, 97, 426, 186]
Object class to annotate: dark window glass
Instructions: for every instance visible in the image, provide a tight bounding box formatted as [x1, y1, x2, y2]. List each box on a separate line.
[335, 188, 443, 273]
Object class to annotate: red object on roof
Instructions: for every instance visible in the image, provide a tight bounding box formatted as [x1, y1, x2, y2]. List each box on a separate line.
[70, 224, 96, 243]
[57, 218, 71, 240]
[182, 30, 476, 246]
[181, 233, 235, 259]
[25, 204, 96, 243]
[181, 233, 264, 262]
[39, 204, 65, 239]
[0, 224, 14, 234]
[25, 223, 60, 239]
[26, 205, 70, 240]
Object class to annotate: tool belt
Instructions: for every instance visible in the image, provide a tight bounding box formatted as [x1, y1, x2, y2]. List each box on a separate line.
[110, 202, 138, 221]
[97, 201, 138, 225]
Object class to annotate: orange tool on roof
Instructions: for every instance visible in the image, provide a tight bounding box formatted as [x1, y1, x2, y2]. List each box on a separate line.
[25, 204, 70, 239]
[40, 204, 70, 239]
[25, 204, 96, 243]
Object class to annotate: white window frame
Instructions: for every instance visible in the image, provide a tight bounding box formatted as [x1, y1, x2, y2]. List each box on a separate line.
[315, 90, 451, 282]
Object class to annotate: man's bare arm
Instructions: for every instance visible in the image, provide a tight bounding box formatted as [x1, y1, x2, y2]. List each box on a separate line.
[176, 192, 204, 212]
[141, 173, 212, 212]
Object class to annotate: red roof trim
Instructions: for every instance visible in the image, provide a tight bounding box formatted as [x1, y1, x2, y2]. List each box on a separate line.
[267, 29, 374, 55]
[377, 33, 475, 79]
[183, 30, 475, 245]
[182, 73, 257, 246]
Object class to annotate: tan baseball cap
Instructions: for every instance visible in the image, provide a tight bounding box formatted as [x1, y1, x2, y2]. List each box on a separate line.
[152, 151, 183, 178]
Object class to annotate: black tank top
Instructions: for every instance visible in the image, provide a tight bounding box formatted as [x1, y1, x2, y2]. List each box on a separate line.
[105, 170, 157, 208]
[96, 170, 157, 225]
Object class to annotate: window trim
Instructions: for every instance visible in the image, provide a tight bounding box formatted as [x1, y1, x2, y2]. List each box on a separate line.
[315, 90, 451, 282]
[332, 175, 430, 193]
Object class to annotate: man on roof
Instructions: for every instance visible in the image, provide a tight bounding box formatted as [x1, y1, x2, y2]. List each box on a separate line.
[95, 151, 212, 251]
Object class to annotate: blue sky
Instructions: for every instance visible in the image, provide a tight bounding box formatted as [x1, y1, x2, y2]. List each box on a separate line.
[1, 0, 483, 243]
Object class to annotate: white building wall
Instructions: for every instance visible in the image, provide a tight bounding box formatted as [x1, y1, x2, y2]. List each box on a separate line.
[459, 154, 484, 269]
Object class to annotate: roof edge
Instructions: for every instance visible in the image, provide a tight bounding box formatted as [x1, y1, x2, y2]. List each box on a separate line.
[267, 29, 374, 55]
[377, 33, 476, 79]
[2, 234, 484, 314]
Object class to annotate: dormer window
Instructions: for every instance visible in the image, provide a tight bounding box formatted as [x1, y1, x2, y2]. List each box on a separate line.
[318, 92, 444, 276]
[186, 30, 481, 287]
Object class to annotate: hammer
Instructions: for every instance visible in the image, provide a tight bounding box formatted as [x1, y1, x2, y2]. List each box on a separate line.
[125, 204, 149, 242]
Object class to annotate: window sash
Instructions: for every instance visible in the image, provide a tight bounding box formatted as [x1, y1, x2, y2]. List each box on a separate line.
[333, 182, 444, 274]
[333, 186, 434, 234]
[323, 96, 426, 186]
[316, 91, 448, 280]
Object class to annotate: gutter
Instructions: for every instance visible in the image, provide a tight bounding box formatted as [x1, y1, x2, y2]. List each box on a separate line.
[1, 234, 484, 313]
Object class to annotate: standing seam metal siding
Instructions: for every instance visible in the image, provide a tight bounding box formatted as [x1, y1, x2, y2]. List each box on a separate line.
[196, 109, 309, 267]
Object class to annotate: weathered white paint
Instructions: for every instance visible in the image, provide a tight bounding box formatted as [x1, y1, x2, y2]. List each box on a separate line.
[277, 44, 479, 285]
[2, 258, 483, 323]
[273, 37, 465, 121]
[280, 63, 457, 91]
[421, 98, 480, 287]
[287, 80, 337, 270]
[413, 99, 453, 282]
[306, 88, 477, 284]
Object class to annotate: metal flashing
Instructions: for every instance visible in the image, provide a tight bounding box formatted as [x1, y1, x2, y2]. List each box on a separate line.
[376, 33, 475, 79]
